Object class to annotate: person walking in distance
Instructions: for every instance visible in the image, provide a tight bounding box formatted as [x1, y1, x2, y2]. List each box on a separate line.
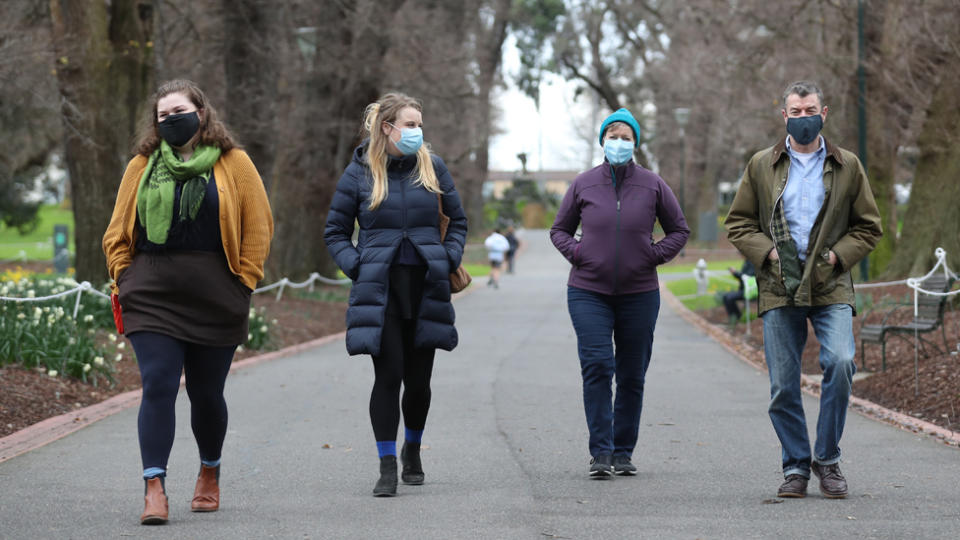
[484, 228, 510, 288]
[103, 79, 273, 524]
[725, 81, 882, 499]
[324, 93, 467, 497]
[504, 226, 520, 274]
[551, 108, 689, 478]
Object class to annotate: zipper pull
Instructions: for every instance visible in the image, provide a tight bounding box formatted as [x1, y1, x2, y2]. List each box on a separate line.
[617, 200, 621, 211]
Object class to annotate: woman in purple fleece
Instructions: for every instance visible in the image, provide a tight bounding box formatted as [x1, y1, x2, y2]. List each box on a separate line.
[550, 108, 690, 478]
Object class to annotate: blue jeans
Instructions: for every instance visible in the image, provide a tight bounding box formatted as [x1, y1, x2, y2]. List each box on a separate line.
[567, 286, 660, 458]
[761, 304, 856, 478]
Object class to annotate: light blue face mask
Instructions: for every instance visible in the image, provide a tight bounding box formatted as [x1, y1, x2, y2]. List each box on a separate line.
[387, 123, 423, 155]
[603, 138, 634, 165]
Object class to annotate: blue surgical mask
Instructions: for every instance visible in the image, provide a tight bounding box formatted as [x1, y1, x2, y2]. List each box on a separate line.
[388, 123, 423, 155]
[603, 138, 634, 165]
[786, 114, 823, 146]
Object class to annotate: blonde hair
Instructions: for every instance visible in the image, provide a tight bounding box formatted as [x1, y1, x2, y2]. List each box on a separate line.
[362, 92, 441, 210]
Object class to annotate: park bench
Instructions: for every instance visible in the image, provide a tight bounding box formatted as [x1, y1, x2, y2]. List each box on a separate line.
[859, 273, 954, 372]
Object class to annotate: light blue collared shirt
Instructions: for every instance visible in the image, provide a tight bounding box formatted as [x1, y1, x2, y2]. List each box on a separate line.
[783, 135, 826, 262]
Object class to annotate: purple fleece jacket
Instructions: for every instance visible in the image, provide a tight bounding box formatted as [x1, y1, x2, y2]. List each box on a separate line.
[550, 161, 690, 295]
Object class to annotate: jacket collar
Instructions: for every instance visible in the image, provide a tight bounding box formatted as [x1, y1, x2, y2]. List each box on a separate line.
[771, 136, 845, 168]
[602, 160, 637, 183]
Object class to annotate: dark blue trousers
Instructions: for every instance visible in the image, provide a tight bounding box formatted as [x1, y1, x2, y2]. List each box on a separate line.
[567, 286, 660, 457]
[128, 331, 235, 473]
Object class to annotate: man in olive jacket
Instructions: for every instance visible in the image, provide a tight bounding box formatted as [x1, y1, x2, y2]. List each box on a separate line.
[725, 81, 882, 500]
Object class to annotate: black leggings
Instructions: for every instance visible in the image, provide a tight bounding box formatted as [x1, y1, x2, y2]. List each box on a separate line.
[370, 314, 436, 441]
[128, 331, 235, 471]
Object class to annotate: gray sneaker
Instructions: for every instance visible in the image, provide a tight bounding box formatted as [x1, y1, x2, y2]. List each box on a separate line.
[612, 455, 637, 476]
[589, 455, 613, 478]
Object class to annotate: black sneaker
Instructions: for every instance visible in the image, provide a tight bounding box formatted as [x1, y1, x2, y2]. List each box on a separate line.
[589, 455, 613, 479]
[612, 455, 637, 476]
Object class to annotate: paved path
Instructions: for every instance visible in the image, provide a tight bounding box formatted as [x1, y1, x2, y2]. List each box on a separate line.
[1, 231, 958, 539]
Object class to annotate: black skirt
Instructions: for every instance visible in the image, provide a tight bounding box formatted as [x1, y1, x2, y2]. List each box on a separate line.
[117, 251, 252, 346]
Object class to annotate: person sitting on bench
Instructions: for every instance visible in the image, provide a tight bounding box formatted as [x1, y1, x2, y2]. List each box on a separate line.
[723, 258, 756, 327]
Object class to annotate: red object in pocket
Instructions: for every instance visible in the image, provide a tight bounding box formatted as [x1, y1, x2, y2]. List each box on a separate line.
[111, 292, 124, 334]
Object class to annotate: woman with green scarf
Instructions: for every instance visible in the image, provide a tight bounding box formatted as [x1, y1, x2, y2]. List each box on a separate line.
[103, 79, 273, 525]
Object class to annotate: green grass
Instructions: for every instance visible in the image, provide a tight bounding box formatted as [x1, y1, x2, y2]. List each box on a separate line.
[463, 263, 490, 278]
[0, 205, 75, 260]
[659, 259, 744, 274]
[666, 277, 733, 311]
[666, 276, 759, 321]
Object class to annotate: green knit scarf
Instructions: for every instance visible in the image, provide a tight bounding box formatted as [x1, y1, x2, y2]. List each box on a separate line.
[136, 141, 221, 244]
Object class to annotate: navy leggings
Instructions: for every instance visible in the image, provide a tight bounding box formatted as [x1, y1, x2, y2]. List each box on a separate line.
[128, 331, 235, 472]
[370, 314, 436, 441]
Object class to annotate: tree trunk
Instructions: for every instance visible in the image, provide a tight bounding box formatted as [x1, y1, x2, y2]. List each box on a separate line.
[222, 0, 278, 193]
[48, 0, 154, 282]
[468, 0, 512, 233]
[885, 65, 960, 277]
[862, 1, 906, 278]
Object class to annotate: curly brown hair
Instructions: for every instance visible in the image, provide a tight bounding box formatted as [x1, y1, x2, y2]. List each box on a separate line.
[132, 79, 240, 156]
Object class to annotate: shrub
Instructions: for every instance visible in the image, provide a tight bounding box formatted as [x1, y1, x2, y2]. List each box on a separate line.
[0, 275, 114, 385]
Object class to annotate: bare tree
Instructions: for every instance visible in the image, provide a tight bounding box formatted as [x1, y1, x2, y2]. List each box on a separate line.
[0, 2, 61, 232]
[884, 4, 960, 276]
[48, 0, 155, 281]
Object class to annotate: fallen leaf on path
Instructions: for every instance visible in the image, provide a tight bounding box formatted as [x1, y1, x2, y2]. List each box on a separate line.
[761, 499, 783, 504]
[321, 444, 331, 449]
[657, 422, 676, 426]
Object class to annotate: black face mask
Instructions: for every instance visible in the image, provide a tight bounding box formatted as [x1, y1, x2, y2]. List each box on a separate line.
[786, 114, 823, 146]
[157, 111, 200, 147]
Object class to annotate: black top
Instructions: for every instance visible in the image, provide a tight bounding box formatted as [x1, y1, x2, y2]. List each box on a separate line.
[135, 172, 222, 252]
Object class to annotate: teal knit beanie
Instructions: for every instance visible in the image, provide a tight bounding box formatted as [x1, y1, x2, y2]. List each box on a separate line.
[598, 108, 641, 148]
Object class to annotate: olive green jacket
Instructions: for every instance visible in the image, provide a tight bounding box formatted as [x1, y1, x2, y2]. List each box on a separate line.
[724, 137, 882, 315]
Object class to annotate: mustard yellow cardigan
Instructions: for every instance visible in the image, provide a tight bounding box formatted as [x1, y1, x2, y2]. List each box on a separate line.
[103, 149, 274, 293]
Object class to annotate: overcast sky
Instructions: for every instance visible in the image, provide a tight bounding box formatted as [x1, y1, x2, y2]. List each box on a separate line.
[488, 37, 600, 173]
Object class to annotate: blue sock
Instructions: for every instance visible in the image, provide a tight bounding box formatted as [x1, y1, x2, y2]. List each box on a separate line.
[143, 467, 166, 479]
[376, 440, 397, 458]
[201, 458, 221, 468]
[404, 428, 423, 444]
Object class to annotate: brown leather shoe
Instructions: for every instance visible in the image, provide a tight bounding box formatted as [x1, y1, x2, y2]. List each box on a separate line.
[191, 464, 220, 512]
[140, 477, 168, 525]
[777, 474, 808, 498]
[811, 462, 848, 498]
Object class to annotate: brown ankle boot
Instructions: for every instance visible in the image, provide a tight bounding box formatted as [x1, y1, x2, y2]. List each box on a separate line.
[191, 464, 220, 512]
[140, 477, 168, 525]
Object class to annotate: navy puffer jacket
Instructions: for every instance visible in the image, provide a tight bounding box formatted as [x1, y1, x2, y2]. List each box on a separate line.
[324, 143, 468, 356]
